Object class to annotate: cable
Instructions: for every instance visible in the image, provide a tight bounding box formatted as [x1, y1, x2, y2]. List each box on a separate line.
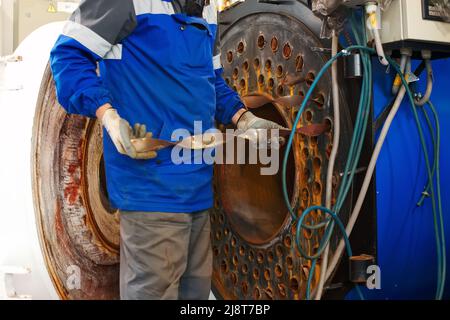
[296, 206, 364, 300]
[325, 72, 407, 282]
[415, 51, 433, 106]
[392, 54, 407, 95]
[427, 101, 446, 299]
[281, 44, 375, 300]
[366, 3, 389, 66]
[417, 106, 437, 207]
[315, 31, 340, 300]
[372, 28, 389, 66]
[322, 55, 446, 300]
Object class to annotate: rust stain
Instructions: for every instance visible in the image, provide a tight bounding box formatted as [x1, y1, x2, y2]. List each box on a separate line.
[64, 180, 80, 205]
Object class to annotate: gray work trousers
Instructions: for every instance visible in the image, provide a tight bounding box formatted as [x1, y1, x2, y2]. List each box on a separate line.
[119, 210, 212, 300]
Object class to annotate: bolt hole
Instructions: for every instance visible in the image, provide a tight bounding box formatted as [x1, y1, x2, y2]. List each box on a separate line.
[248, 250, 255, 261]
[290, 277, 299, 292]
[253, 268, 260, 280]
[258, 74, 265, 85]
[264, 269, 271, 281]
[305, 110, 313, 122]
[275, 264, 283, 278]
[221, 259, 229, 273]
[313, 181, 322, 195]
[296, 55, 304, 72]
[239, 245, 245, 256]
[268, 78, 275, 88]
[254, 58, 260, 69]
[278, 284, 287, 297]
[276, 65, 283, 77]
[267, 251, 274, 263]
[283, 42, 292, 59]
[232, 255, 239, 266]
[242, 282, 249, 295]
[314, 93, 325, 108]
[277, 85, 284, 96]
[286, 256, 294, 268]
[232, 67, 239, 79]
[306, 72, 315, 86]
[239, 78, 246, 89]
[271, 36, 278, 52]
[254, 287, 261, 299]
[264, 288, 274, 300]
[265, 59, 272, 71]
[275, 244, 284, 256]
[230, 272, 238, 285]
[231, 236, 237, 247]
[227, 51, 233, 63]
[224, 243, 230, 256]
[237, 41, 245, 54]
[284, 235, 292, 248]
[257, 252, 264, 264]
[258, 35, 265, 49]
[241, 264, 248, 274]
[243, 60, 249, 72]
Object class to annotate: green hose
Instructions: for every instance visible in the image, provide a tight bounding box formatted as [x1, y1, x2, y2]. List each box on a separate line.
[428, 101, 446, 299]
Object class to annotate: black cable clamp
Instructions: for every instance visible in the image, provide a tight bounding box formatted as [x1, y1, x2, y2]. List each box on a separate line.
[349, 254, 375, 284]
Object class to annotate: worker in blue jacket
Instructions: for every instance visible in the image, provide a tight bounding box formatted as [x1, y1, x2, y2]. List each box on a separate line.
[50, 0, 282, 300]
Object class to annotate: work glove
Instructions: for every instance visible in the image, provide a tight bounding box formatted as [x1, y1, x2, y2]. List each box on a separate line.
[236, 111, 285, 131]
[101, 108, 157, 160]
[236, 111, 286, 148]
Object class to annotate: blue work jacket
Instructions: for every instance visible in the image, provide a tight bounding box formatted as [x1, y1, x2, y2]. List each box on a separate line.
[50, 0, 243, 212]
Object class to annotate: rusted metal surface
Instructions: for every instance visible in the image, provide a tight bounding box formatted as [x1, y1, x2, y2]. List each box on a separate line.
[31, 65, 119, 299]
[212, 0, 354, 300]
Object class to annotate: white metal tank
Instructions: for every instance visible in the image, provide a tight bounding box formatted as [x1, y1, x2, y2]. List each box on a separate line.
[0, 22, 66, 299]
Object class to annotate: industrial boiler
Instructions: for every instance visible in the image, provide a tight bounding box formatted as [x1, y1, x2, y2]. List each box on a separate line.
[0, 0, 449, 301]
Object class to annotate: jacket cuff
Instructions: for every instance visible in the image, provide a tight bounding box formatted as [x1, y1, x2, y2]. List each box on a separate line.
[68, 87, 114, 118]
[225, 102, 245, 126]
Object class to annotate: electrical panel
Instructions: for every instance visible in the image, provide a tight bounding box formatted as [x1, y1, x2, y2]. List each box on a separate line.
[379, 0, 450, 55]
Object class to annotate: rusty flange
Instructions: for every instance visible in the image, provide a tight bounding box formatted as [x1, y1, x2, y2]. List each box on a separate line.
[31, 65, 119, 299]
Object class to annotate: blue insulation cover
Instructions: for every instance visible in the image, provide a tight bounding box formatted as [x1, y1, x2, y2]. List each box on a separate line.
[348, 57, 450, 300]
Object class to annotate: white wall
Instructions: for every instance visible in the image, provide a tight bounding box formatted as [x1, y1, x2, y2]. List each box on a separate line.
[1, 0, 79, 56]
[0, 0, 15, 56]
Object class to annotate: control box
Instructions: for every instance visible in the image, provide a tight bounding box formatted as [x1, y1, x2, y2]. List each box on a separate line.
[379, 0, 450, 56]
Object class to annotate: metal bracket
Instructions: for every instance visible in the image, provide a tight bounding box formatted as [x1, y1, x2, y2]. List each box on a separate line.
[0, 266, 32, 300]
